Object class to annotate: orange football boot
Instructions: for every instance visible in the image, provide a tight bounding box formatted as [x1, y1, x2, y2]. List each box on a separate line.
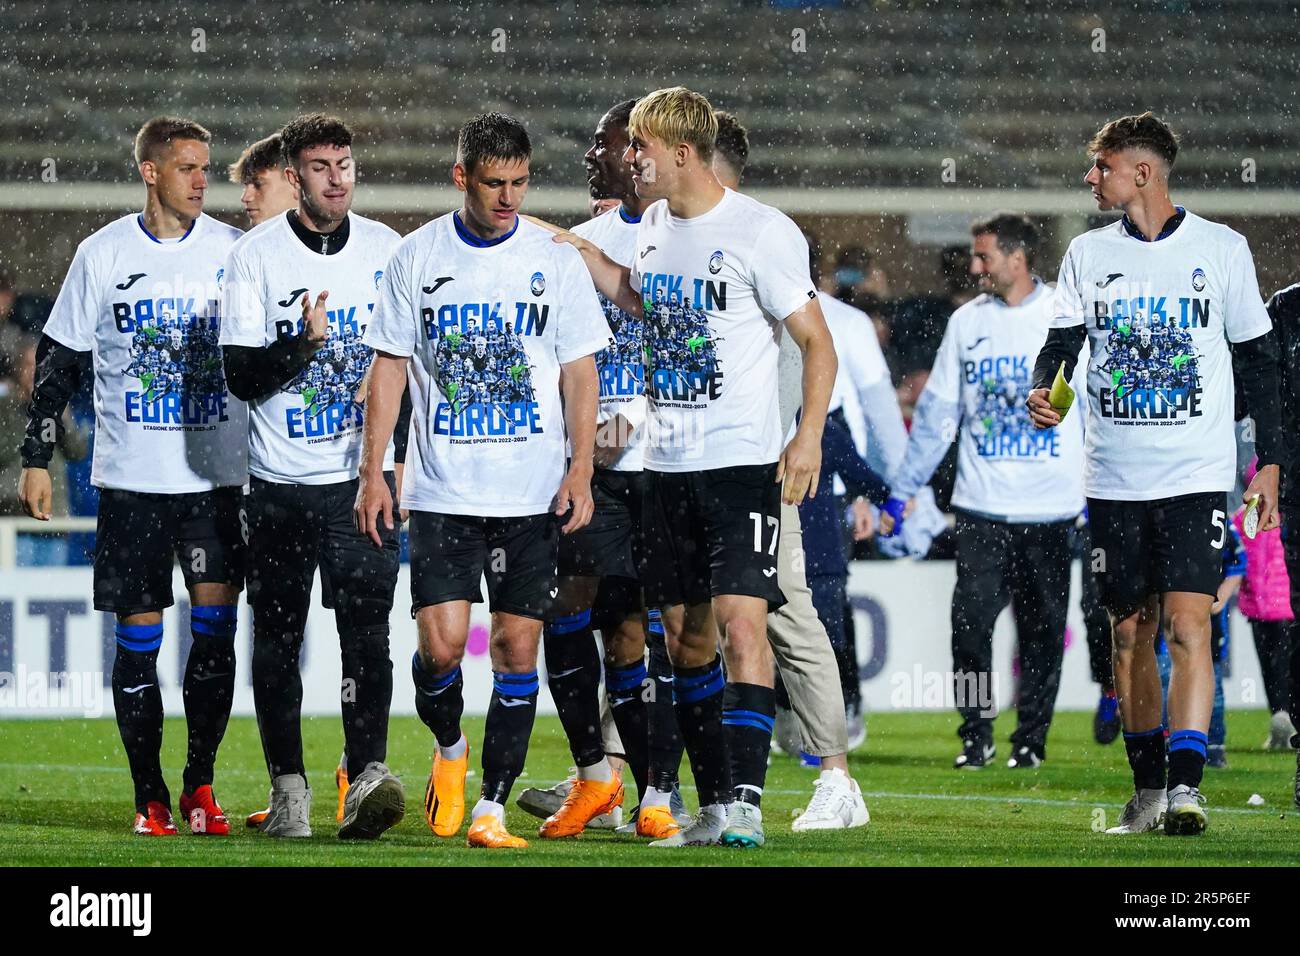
[635, 804, 683, 839]
[335, 755, 349, 824]
[423, 740, 469, 837]
[467, 813, 528, 848]
[538, 777, 624, 838]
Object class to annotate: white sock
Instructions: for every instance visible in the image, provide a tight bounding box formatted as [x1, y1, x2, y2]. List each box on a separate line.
[819, 767, 849, 785]
[576, 757, 612, 782]
[472, 798, 504, 822]
[439, 734, 468, 761]
[642, 786, 672, 809]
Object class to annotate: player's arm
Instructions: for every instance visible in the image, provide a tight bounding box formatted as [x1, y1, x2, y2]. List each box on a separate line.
[1232, 329, 1284, 531]
[556, 354, 599, 533]
[391, 384, 413, 522]
[222, 291, 329, 401]
[542, 227, 642, 317]
[847, 325, 909, 480]
[1028, 243, 1088, 428]
[823, 410, 891, 506]
[882, 314, 964, 538]
[780, 296, 837, 505]
[18, 335, 89, 520]
[1027, 325, 1087, 428]
[354, 351, 409, 546]
[1223, 240, 1286, 531]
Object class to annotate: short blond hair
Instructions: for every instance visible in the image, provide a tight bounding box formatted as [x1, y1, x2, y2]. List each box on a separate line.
[629, 87, 717, 163]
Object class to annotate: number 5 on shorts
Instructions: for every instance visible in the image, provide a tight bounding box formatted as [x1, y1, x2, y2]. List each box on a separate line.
[1210, 509, 1226, 548]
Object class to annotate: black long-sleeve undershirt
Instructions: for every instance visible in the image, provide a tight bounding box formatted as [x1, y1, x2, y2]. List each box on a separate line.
[1230, 329, 1284, 469]
[1031, 324, 1087, 391]
[21, 334, 88, 468]
[1267, 284, 1300, 503]
[393, 385, 412, 465]
[221, 339, 318, 402]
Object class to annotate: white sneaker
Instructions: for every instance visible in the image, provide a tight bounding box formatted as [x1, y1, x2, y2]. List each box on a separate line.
[260, 773, 312, 838]
[1104, 787, 1167, 834]
[1265, 711, 1297, 750]
[338, 761, 405, 840]
[792, 767, 870, 831]
[1164, 784, 1208, 836]
[649, 803, 727, 847]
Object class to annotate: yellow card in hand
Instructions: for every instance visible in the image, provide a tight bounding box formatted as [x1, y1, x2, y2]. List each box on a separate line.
[1048, 360, 1075, 419]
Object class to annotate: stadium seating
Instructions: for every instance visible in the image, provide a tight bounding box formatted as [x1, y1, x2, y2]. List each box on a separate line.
[2, 0, 1298, 188]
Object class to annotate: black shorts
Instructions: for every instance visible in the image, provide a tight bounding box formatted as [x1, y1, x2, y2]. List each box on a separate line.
[93, 486, 247, 615]
[557, 468, 644, 580]
[408, 510, 560, 620]
[246, 474, 400, 629]
[1087, 491, 1228, 614]
[641, 463, 785, 611]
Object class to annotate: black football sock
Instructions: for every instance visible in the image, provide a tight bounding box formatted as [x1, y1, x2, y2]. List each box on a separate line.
[672, 655, 731, 807]
[723, 681, 776, 807]
[411, 653, 464, 748]
[112, 622, 168, 811]
[606, 658, 650, 800]
[480, 670, 539, 804]
[646, 618, 684, 793]
[1168, 728, 1208, 790]
[1123, 725, 1167, 791]
[543, 611, 605, 768]
[181, 605, 237, 794]
[339, 623, 393, 777]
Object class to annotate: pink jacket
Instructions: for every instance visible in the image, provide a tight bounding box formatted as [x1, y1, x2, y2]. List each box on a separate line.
[1233, 508, 1294, 622]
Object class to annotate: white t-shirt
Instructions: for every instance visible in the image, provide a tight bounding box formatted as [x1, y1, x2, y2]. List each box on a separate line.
[363, 213, 613, 516]
[219, 212, 400, 484]
[820, 291, 892, 453]
[571, 206, 646, 471]
[42, 212, 248, 493]
[631, 188, 816, 472]
[1051, 210, 1272, 501]
[925, 281, 1086, 519]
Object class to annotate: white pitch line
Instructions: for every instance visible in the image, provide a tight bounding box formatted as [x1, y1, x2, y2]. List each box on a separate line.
[0, 764, 1282, 816]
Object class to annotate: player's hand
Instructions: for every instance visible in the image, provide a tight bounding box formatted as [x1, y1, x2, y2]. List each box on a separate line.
[550, 231, 598, 258]
[593, 415, 631, 469]
[524, 214, 564, 234]
[1244, 462, 1281, 533]
[1025, 387, 1060, 429]
[851, 497, 876, 541]
[554, 464, 595, 533]
[353, 468, 394, 548]
[777, 428, 822, 505]
[18, 467, 53, 520]
[880, 496, 908, 538]
[302, 290, 330, 346]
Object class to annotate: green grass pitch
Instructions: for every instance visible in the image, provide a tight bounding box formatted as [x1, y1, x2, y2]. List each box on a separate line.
[1, 710, 1296, 866]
